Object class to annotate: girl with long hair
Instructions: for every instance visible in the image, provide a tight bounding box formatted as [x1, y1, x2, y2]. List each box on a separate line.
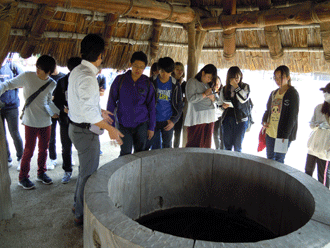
[219, 66, 250, 152]
[184, 64, 218, 148]
[262, 65, 299, 163]
[305, 83, 330, 188]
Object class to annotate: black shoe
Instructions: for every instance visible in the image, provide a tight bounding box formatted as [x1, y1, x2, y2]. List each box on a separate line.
[18, 178, 36, 190]
[36, 173, 53, 185]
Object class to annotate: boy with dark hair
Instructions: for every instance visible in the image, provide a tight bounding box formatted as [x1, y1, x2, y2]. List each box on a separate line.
[147, 57, 183, 149]
[53, 57, 82, 184]
[68, 34, 123, 226]
[0, 54, 60, 189]
[107, 51, 156, 156]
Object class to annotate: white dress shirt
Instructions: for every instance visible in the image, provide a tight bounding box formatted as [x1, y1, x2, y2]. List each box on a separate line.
[68, 60, 103, 124]
[0, 72, 58, 128]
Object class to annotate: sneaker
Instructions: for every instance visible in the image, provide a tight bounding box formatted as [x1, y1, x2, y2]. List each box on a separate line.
[18, 178, 35, 190]
[47, 159, 57, 170]
[74, 217, 83, 226]
[62, 172, 72, 184]
[8, 161, 13, 168]
[99, 150, 103, 156]
[16, 159, 21, 171]
[36, 173, 53, 185]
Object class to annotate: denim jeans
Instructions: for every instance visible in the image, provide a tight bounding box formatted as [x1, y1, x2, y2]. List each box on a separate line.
[1, 107, 24, 162]
[222, 115, 248, 152]
[148, 121, 174, 150]
[49, 118, 58, 160]
[265, 134, 291, 163]
[213, 118, 223, 149]
[118, 121, 149, 156]
[173, 114, 183, 148]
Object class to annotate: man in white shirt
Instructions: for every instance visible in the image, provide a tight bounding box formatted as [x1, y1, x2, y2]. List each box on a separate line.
[68, 34, 123, 226]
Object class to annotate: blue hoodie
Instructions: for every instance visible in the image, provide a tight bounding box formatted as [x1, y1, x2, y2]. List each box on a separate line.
[0, 62, 24, 110]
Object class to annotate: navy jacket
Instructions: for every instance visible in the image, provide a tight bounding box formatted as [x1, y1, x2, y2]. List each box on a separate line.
[0, 62, 24, 110]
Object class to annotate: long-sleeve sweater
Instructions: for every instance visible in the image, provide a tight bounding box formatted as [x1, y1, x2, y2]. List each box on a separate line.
[0, 72, 58, 128]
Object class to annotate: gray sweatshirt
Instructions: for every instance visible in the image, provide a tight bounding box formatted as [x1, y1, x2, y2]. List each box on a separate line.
[0, 72, 59, 128]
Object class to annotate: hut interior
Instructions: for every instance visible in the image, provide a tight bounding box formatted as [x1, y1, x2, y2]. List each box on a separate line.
[1, 0, 330, 76]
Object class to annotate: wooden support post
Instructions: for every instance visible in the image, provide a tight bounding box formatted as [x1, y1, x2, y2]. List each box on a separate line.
[195, 30, 207, 73]
[321, 23, 330, 63]
[222, 0, 236, 60]
[186, 20, 197, 80]
[103, 13, 119, 49]
[259, 0, 283, 60]
[20, 5, 56, 59]
[0, 2, 17, 65]
[150, 19, 162, 62]
[0, 117, 13, 220]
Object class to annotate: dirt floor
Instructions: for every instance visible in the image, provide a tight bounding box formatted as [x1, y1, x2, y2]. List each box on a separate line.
[0, 137, 120, 248]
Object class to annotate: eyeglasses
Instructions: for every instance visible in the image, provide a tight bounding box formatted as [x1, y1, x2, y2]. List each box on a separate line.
[132, 64, 146, 70]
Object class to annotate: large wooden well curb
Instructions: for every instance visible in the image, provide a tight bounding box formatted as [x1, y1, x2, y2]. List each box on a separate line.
[84, 148, 330, 247]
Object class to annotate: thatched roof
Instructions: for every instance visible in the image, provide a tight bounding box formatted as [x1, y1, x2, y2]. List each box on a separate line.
[1, 0, 330, 73]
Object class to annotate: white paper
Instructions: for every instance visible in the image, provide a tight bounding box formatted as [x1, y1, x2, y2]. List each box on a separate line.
[224, 101, 233, 108]
[274, 138, 289, 153]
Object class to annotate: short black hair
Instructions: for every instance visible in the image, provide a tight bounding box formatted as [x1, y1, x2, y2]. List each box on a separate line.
[195, 64, 217, 86]
[130, 51, 148, 66]
[158, 57, 175, 73]
[36, 55, 56, 74]
[81, 34, 105, 62]
[67, 57, 82, 71]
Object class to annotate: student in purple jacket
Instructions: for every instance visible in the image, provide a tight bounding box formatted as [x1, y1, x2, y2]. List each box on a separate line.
[107, 51, 156, 156]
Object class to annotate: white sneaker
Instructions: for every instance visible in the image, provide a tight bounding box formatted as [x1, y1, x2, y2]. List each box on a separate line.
[47, 159, 57, 170]
[16, 159, 21, 171]
[8, 161, 13, 168]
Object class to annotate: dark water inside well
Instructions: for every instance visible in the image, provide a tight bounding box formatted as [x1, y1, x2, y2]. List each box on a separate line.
[136, 207, 277, 243]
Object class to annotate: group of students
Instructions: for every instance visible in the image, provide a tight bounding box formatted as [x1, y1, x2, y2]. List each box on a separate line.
[1, 33, 330, 227]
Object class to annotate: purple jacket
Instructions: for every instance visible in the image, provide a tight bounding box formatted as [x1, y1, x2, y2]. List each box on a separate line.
[107, 70, 156, 131]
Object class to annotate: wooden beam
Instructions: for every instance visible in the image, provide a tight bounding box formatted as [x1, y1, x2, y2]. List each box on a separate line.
[0, 2, 17, 65]
[222, 0, 236, 60]
[201, 1, 330, 31]
[258, 0, 283, 60]
[22, 0, 196, 24]
[150, 19, 162, 61]
[20, 5, 56, 58]
[321, 23, 330, 63]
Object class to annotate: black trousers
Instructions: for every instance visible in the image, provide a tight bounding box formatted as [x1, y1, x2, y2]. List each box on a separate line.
[305, 154, 330, 188]
[59, 117, 73, 172]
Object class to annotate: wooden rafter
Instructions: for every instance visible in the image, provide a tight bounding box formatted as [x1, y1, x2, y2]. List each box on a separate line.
[103, 13, 119, 48]
[15, 0, 196, 24]
[0, 2, 18, 64]
[20, 5, 56, 58]
[321, 23, 330, 63]
[258, 0, 283, 60]
[150, 19, 162, 60]
[200, 1, 330, 31]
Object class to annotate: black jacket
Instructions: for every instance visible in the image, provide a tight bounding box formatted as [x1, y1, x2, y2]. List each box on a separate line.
[222, 82, 251, 123]
[262, 86, 299, 141]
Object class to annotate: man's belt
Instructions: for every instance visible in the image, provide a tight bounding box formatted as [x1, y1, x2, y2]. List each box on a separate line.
[70, 120, 91, 129]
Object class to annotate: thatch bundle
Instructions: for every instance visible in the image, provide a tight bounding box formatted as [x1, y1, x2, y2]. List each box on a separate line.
[1, 0, 330, 73]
